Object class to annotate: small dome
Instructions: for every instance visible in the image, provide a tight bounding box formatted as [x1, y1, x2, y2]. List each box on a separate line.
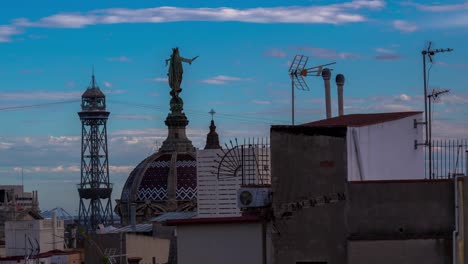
[82, 87, 105, 98]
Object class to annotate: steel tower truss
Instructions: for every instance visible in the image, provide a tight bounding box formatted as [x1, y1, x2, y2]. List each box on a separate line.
[77, 74, 113, 231]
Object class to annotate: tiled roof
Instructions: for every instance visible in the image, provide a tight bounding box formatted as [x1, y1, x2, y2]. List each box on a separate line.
[302, 111, 422, 127]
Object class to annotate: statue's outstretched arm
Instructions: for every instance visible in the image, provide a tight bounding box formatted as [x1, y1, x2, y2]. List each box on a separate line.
[181, 56, 199, 65]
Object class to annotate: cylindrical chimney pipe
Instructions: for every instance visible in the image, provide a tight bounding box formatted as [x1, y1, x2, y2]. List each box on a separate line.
[336, 74, 345, 116]
[322, 68, 332, 119]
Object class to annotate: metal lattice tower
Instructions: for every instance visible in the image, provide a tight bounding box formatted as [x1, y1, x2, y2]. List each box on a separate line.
[77, 72, 113, 231]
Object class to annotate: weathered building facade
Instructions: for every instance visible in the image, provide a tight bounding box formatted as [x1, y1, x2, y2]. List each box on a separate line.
[270, 118, 466, 264]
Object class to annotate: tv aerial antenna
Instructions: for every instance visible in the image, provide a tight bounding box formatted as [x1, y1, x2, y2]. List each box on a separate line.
[216, 138, 270, 186]
[288, 55, 336, 125]
[416, 41, 453, 179]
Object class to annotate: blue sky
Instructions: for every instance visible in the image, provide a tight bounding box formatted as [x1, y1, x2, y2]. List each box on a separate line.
[0, 0, 467, 213]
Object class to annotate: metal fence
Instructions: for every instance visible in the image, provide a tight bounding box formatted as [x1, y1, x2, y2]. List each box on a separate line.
[427, 139, 468, 179]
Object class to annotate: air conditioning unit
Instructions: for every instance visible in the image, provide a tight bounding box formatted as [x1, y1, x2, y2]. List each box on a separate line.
[237, 187, 272, 208]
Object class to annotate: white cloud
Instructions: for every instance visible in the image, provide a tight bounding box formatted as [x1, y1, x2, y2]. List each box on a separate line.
[113, 114, 157, 120]
[107, 56, 131, 62]
[252, 100, 272, 105]
[0, 91, 81, 101]
[374, 47, 401, 60]
[0, 25, 22, 42]
[104, 89, 125, 95]
[201, 75, 247, 85]
[298, 47, 361, 60]
[147, 77, 168, 82]
[13, 2, 383, 28]
[103, 81, 113, 87]
[264, 48, 287, 58]
[398, 94, 411, 101]
[0, 142, 13, 150]
[48, 136, 80, 146]
[393, 20, 418, 32]
[404, 2, 468, 12]
[375, 48, 393, 54]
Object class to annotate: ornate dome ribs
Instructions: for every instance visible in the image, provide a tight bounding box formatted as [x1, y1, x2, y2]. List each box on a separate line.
[137, 154, 171, 201]
[176, 154, 197, 200]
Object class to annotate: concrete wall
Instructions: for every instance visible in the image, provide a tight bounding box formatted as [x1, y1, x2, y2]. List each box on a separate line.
[126, 233, 170, 264]
[270, 125, 459, 264]
[271, 126, 348, 264]
[5, 219, 64, 256]
[177, 222, 263, 264]
[348, 180, 454, 239]
[347, 114, 424, 181]
[85, 233, 124, 264]
[348, 239, 452, 264]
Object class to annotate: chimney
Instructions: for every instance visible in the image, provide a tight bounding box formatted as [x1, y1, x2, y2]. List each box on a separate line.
[130, 203, 136, 231]
[321, 68, 332, 119]
[336, 74, 345, 116]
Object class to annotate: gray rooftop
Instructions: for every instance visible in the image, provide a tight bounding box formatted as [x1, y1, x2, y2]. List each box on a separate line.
[150, 211, 197, 223]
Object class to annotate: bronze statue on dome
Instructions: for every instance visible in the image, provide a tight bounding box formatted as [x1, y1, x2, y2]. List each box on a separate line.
[165, 47, 199, 98]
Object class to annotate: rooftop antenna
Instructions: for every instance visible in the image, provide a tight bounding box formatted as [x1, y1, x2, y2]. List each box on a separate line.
[288, 55, 336, 125]
[427, 88, 450, 178]
[418, 41, 453, 179]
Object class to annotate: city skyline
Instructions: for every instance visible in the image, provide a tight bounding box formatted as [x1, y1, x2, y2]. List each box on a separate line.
[0, 0, 467, 213]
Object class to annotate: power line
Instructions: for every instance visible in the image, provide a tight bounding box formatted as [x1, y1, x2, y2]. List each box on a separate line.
[0, 99, 290, 124]
[0, 100, 79, 112]
[108, 100, 289, 124]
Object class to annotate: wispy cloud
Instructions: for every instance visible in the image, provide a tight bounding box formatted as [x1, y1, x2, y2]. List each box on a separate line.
[403, 2, 468, 12]
[252, 100, 272, 105]
[264, 48, 287, 58]
[392, 20, 418, 32]
[107, 55, 131, 62]
[374, 47, 402, 60]
[395, 93, 412, 102]
[103, 81, 113, 87]
[298, 47, 361, 60]
[435, 61, 468, 68]
[0, 91, 81, 101]
[113, 114, 157, 120]
[0, 25, 22, 42]
[104, 89, 125, 95]
[201, 75, 248, 85]
[13, 2, 384, 28]
[147, 77, 168, 82]
[28, 34, 47, 39]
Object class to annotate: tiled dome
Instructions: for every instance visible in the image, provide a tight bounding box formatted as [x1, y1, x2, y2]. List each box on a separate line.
[121, 152, 197, 203]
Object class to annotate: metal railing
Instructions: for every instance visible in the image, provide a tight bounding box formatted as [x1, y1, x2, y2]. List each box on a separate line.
[427, 139, 468, 179]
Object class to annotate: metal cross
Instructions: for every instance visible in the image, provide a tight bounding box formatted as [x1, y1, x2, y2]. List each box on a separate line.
[209, 109, 216, 120]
